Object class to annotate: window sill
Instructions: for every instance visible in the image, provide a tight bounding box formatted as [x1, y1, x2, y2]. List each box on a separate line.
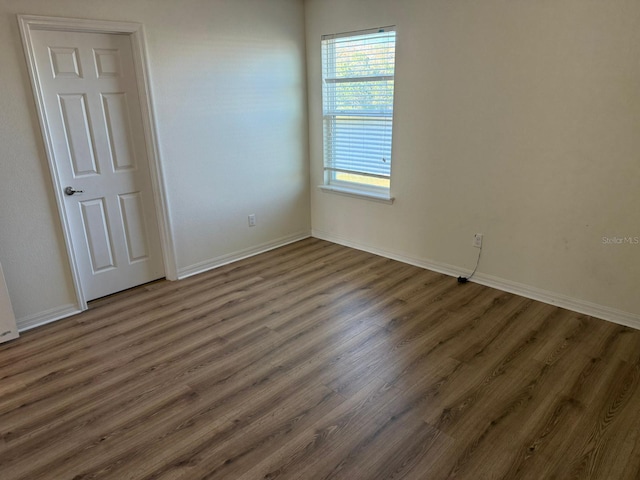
[318, 185, 395, 204]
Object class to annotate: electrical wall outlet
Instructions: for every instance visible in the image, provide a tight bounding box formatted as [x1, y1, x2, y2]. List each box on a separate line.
[473, 233, 483, 248]
[248, 214, 256, 227]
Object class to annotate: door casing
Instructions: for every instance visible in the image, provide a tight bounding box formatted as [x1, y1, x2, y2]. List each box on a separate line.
[18, 14, 177, 312]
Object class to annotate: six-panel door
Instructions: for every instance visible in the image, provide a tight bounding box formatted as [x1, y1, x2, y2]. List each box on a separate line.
[31, 29, 164, 301]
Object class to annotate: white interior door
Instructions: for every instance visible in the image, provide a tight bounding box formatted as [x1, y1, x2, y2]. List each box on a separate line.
[30, 29, 164, 301]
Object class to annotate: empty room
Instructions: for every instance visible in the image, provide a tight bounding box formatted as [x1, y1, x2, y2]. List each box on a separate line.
[1, 0, 639, 478]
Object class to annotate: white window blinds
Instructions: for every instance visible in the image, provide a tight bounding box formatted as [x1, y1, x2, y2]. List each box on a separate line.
[322, 27, 396, 191]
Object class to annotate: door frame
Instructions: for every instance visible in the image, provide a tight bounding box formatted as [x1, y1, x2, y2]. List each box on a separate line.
[18, 14, 177, 311]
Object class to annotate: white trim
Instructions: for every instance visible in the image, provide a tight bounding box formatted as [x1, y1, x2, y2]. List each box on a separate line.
[17, 15, 178, 312]
[318, 185, 394, 204]
[14, 232, 311, 331]
[17, 304, 82, 332]
[312, 229, 640, 330]
[471, 272, 640, 331]
[322, 26, 396, 41]
[177, 232, 312, 279]
[128, 24, 178, 280]
[17, 15, 146, 34]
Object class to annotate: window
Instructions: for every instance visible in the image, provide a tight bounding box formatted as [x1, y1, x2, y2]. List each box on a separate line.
[321, 26, 397, 198]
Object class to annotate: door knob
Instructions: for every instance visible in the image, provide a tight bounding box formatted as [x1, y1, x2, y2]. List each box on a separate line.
[64, 186, 84, 196]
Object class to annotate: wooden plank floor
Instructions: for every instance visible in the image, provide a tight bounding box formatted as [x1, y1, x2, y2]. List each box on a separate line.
[1, 238, 640, 480]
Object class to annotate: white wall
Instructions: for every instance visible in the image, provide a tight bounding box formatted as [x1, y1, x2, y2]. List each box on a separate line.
[0, 0, 309, 327]
[305, 0, 640, 323]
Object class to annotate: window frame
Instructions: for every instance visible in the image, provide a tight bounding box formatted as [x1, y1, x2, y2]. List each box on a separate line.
[321, 26, 397, 200]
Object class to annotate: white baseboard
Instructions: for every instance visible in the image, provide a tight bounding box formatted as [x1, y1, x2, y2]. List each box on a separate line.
[471, 272, 640, 330]
[312, 229, 640, 330]
[17, 304, 82, 332]
[14, 232, 311, 333]
[16, 230, 638, 333]
[177, 231, 312, 280]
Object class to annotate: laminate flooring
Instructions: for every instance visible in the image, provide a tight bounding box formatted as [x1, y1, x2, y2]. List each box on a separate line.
[2, 238, 640, 479]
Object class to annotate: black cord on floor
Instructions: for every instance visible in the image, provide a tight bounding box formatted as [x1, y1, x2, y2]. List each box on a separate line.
[457, 245, 482, 284]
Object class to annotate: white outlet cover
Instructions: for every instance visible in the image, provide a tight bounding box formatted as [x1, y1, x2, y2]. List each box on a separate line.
[473, 233, 483, 248]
